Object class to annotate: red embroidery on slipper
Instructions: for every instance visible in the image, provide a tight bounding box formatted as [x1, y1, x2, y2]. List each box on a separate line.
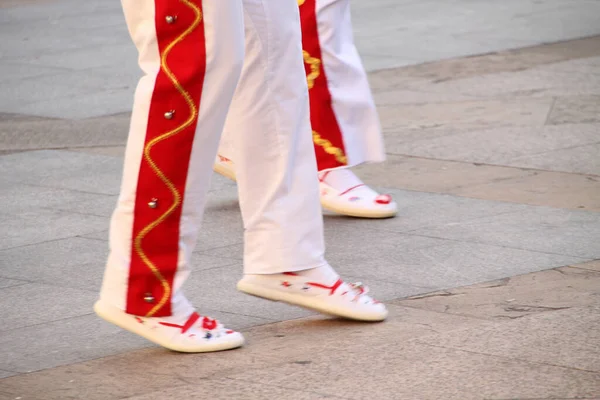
[202, 317, 217, 331]
[339, 184, 365, 196]
[159, 312, 200, 334]
[226, 330, 234, 334]
[319, 171, 330, 183]
[135, 317, 144, 324]
[283, 272, 299, 276]
[307, 278, 343, 295]
[281, 281, 292, 287]
[218, 155, 231, 163]
[375, 194, 392, 205]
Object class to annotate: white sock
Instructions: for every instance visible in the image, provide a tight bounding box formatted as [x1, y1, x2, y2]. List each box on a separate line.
[291, 263, 340, 286]
[318, 168, 363, 192]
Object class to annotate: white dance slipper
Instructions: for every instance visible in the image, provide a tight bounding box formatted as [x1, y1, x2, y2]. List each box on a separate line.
[319, 180, 398, 219]
[237, 273, 388, 322]
[94, 300, 244, 353]
[213, 154, 236, 181]
[214, 154, 397, 219]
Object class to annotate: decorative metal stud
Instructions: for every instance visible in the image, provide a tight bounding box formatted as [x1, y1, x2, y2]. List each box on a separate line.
[143, 293, 155, 303]
[165, 15, 177, 24]
[148, 198, 158, 209]
[164, 110, 175, 120]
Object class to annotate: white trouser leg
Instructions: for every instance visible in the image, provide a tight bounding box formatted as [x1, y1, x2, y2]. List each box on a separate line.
[223, 0, 327, 274]
[100, 0, 244, 316]
[314, 0, 384, 167]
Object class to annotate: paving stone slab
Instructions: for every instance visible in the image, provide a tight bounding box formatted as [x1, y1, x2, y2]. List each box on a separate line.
[376, 96, 553, 131]
[226, 342, 600, 400]
[385, 124, 600, 166]
[0, 150, 123, 195]
[412, 207, 600, 259]
[348, 188, 527, 233]
[0, 236, 237, 292]
[507, 142, 600, 176]
[450, 168, 600, 212]
[0, 310, 272, 374]
[336, 240, 586, 290]
[0, 208, 108, 250]
[0, 304, 489, 398]
[0, 113, 129, 151]
[417, 306, 600, 373]
[0, 181, 113, 215]
[573, 260, 600, 272]
[422, 57, 600, 99]
[353, 154, 600, 211]
[395, 265, 600, 320]
[0, 277, 28, 289]
[121, 380, 339, 400]
[547, 95, 600, 125]
[16, 86, 135, 119]
[0, 283, 97, 333]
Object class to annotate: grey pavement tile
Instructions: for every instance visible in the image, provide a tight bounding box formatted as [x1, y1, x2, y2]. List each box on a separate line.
[0, 369, 18, 379]
[0, 210, 108, 250]
[122, 380, 338, 400]
[347, 188, 528, 233]
[0, 304, 488, 399]
[0, 310, 271, 374]
[342, 239, 587, 290]
[14, 86, 135, 119]
[9, 41, 136, 71]
[0, 0, 121, 24]
[395, 265, 600, 320]
[385, 123, 600, 166]
[66, 145, 126, 157]
[412, 207, 600, 259]
[0, 208, 108, 250]
[0, 345, 280, 400]
[0, 62, 69, 84]
[0, 77, 101, 112]
[548, 95, 600, 125]
[0, 112, 129, 151]
[417, 306, 600, 373]
[377, 96, 553, 131]
[0, 237, 108, 291]
[78, 230, 108, 241]
[0, 277, 28, 289]
[0, 150, 123, 195]
[227, 341, 600, 400]
[573, 260, 600, 272]
[427, 57, 600, 99]
[241, 304, 491, 362]
[0, 181, 110, 215]
[0, 282, 97, 333]
[48, 194, 118, 218]
[507, 142, 600, 176]
[0, 236, 240, 292]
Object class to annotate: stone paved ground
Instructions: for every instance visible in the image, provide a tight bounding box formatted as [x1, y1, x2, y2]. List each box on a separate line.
[0, 1, 599, 399]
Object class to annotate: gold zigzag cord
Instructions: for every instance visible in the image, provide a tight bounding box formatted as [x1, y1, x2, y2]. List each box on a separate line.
[303, 46, 347, 164]
[312, 130, 347, 164]
[134, 0, 202, 317]
[302, 50, 320, 89]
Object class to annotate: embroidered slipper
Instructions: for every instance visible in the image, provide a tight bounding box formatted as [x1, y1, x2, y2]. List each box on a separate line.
[94, 300, 244, 353]
[237, 273, 387, 322]
[319, 179, 398, 219]
[214, 155, 397, 219]
[213, 155, 236, 181]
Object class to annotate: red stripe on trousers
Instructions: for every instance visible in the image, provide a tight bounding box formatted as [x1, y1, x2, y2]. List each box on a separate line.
[299, 0, 347, 171]
[126, 0, 206, 317]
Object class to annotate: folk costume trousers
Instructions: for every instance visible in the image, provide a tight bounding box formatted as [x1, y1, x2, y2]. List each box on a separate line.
[218, 0, 385, 172]
[100, 0, 326, 317]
